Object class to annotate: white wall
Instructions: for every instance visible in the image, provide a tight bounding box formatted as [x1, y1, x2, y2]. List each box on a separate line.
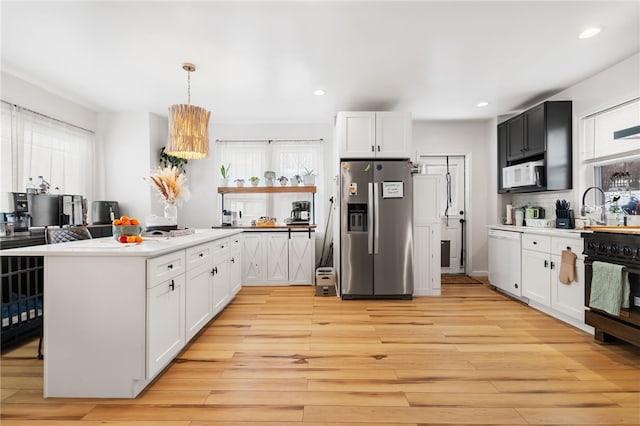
[1, 71, 97, 132]
[412, 119, 493, 276]
[97, 113, 153, 221]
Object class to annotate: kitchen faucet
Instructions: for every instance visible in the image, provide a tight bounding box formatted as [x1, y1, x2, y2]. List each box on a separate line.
[581, 186, 606, 225]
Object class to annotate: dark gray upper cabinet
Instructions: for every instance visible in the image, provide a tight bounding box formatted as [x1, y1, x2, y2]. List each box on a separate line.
[506, 115, 524, 161]
[497, 122, 508, 194]
[498, 100, 572, 193]
[524, 103, 546, 157]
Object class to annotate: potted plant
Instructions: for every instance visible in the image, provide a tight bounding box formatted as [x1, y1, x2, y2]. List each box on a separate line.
[278, 176, 288, 186]
[249, 176, 260, 186]
[219, 164, 231, 187]
[291, 174, 301, 186]
[303, 167, 316, 185]
[235, 178, 245, 187]
[264, 171, 276, 186]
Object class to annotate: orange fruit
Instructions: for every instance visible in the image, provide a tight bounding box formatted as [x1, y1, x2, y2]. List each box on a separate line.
[130, 218, 139, 225]
[120, 215, 129, 222]
[121, 220, 130, 226]
[113, 219, 122, 226]
[135, 235, 143, 243]
[126, 235, 136, 243]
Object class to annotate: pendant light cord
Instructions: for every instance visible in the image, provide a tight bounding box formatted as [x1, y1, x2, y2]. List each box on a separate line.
[187, 70, 191, 105]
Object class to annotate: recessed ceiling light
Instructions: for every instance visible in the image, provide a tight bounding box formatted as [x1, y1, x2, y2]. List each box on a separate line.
[313, 89, 325, 96]
[578, 27, 601, 39]
[477, 101, 489, 108]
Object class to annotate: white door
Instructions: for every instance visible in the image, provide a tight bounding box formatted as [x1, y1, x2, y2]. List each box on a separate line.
[420, 155, 466, 274]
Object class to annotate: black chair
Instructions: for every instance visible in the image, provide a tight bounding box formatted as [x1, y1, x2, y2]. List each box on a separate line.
[45, 226, 92, 244]
[39, 226, 92, 359]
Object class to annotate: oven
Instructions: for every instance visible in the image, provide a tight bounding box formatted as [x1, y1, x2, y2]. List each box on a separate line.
[582, 231, 640, 347]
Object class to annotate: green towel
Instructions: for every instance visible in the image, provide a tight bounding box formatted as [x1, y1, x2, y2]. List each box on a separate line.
[589, 261, 630, 316]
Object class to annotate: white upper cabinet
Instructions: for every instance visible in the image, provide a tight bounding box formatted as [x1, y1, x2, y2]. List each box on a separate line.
[337, 111, 412, 159]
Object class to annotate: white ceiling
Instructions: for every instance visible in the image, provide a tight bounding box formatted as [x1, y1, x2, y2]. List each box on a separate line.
[2, 1, 639, 124]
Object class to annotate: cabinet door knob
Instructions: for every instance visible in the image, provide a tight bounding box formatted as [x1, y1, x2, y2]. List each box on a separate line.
[169, 280, 175, 291]
[211, 268, 216, 276]
[168, 264, 174, 269]
[230, 257, 235, 263]
[199, 253, 204, 257]
[371, 145, 375, 152]
[550, 261, 555, 269]
[544, 259, 548, 268]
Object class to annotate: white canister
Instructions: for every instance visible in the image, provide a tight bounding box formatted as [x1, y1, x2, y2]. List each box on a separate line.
[505, 204, 513, 224]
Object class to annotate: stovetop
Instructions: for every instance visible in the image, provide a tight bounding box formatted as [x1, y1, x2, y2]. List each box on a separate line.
[582, 231, 640, 266]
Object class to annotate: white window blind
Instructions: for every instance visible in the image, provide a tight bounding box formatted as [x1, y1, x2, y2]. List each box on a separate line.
[1, 102, 95, 202]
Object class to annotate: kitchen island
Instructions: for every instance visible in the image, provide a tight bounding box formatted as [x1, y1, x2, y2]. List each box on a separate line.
[1, 228, 242, 398]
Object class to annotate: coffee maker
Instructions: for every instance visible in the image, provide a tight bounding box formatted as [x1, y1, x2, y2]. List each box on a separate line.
[289, 201, 311, 224]
[0, 192, 31, 236]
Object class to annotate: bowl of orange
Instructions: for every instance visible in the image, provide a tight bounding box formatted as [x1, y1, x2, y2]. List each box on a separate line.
[112, 216, 143, 243]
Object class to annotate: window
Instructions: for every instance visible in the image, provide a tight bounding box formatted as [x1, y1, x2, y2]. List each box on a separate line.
[1, 102, 95, 202]
[216, 140, 323, 226]
[581, 98, 640, 224]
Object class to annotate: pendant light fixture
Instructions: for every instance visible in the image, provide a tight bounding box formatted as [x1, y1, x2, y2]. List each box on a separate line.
[166, 62, 211, 159]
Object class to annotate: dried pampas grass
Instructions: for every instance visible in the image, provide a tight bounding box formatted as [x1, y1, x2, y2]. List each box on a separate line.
[147, 166, 191, 206]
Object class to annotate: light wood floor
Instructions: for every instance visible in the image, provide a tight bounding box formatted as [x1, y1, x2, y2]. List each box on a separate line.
[2, 280, 639, 425]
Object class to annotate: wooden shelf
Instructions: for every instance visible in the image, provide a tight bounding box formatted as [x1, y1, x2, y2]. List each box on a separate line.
[218, 185, 316, 194]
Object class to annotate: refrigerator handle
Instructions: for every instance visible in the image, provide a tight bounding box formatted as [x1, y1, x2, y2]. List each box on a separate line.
[373, 182, 380, 254]
[368, 182, 374, 254]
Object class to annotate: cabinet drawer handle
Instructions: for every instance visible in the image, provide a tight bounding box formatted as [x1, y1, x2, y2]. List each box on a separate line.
[199, 253, 204, 257]
[169, 280, 175, 291]
[533, 241, 537, 245]
[168, 264, 174, 270]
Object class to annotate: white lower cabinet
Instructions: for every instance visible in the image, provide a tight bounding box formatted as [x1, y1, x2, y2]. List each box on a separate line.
[413, 222, 441, 296]
[520, 232, 587, 330]
[150, 234, 241, 378]
[147, 265, 186, 378]
[266, 233, 289, 282]
[212, 238, 231, 316]
[289, 232, 315, 285]
[550, 238, 586, 321]
[229, 236, 242, 296]
[185, 243, 214, 341]
[522, 243, 552, 306]
[242, 230, 316, 285]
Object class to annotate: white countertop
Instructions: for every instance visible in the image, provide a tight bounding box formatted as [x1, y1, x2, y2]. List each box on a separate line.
[487, 224, 590, 237]
[0, 228, 242, 258]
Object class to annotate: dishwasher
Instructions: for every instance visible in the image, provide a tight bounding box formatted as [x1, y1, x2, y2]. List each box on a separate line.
[488, 229, 522, 297]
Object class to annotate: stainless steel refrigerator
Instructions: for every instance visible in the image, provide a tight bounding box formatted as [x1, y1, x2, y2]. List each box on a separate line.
[340, 160, 413, 299]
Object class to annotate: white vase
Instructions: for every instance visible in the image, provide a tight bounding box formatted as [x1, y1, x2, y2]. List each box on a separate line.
[303, 175, 315, 185]
[164, 203, 178, 225]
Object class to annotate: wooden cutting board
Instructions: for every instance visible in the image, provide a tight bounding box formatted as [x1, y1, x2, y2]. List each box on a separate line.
[584, 225, 640, 235]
